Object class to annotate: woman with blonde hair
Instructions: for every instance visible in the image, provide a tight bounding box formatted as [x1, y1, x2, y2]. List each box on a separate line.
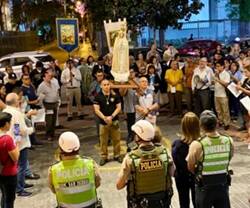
[172, 112, 200, 208]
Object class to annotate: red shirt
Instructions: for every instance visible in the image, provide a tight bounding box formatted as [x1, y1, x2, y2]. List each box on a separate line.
[0, 135, 18, 176]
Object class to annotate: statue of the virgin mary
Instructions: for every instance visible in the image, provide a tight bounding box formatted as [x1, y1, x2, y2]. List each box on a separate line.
[111, 24, 129, 82]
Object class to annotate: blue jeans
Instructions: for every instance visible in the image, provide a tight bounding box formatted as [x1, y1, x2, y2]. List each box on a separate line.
[25, 160, 32, 177]
[16, 148, 28, 193]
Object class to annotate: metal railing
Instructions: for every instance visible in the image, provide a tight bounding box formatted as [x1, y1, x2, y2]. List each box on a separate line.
[137, 19, 250, 47]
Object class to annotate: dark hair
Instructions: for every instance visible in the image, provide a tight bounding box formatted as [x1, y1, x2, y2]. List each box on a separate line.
[12, 87, 22, 95]
[0, 83, 4, 91]
[21, 65, 30, 75]
[87, 55, 94, 64]
[41, 68, 50, 78]
[66, 59, 74, 64]
[229, 61, 239, 71]
[60, 148, 79, 157]
[95, 69, 104, 75]
[200, 110, 217, 132]
[0, 112, 12, 128]
[97, 56, 104, 61]
[148, 56, 156, 64]
[239, 50, 246, 55]
[137, 52, 144, 60]
[174, 53, 180, 60]
[147, 64, 156, 73]
[21, 73, 30, 80]
[5, 65, 12, 72]
[215, 59, 225, 67]
[36, 61, 43, 68]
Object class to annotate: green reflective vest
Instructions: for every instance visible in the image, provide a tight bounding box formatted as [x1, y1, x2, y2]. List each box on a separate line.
[129, 145, 169, 196]
[197, 135, 232, 185]
[51, 156, 97, 208]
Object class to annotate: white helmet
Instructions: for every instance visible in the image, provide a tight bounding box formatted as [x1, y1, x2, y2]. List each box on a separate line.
[131, 120, 155, 141]
[59, 131, 80, 153]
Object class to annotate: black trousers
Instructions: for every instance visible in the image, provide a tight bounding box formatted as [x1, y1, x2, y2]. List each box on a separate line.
[194, 89, 211, 116]
[43, 102, 58, 137]
[195, 184, 230, 208]
[126, 113, 135, 144]
[128, 192, 171, 208]
[0, 175, 17, 208]
[175, 177, 196, 208]
[168, 92, 182, 115]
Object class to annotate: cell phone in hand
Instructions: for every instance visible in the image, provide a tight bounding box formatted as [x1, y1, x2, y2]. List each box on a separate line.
[13, 123, 21, 142]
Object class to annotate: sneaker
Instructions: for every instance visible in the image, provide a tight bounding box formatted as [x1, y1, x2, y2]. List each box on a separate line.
[17, 190, 32, 197]
[114, 156, 123, 163]
[25, 173, 40, 180]
[78, 115, 84, 120]
[67, 117, 73, 121]
[24, 183, 34, 189]
[47, 137, 53, 141]
[32, 141, 43, 145]
[28, 146, 36, 150]
[238, 126, 247, 131]
[56, 125, 64, 129]
[99, 158, 107, 166]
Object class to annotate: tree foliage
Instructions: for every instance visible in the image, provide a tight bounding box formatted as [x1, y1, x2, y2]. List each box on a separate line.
[12, 0, 64, 29]
[0, 0, 7, 30]
[224, 0, 250, 21]
[86, 0, 204, 31]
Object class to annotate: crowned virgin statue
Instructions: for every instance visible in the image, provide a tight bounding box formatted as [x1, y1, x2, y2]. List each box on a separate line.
[111, 24, 129, 82]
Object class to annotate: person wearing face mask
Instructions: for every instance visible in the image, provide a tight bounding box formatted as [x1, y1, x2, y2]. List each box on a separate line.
[30, 61, 44, 89]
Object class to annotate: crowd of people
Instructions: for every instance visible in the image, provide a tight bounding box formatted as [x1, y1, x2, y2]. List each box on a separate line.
[0, 39, 249, 208]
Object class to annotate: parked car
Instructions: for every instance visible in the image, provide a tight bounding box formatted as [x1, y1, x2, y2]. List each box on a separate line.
[0, 51, 54, 79]
[178, 39, 221, 56]
[227, 37, 250, 50]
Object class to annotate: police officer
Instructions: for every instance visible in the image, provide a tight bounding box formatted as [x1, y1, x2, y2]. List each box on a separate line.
[116, 120, 173, 208]
[48, 131, 101, 208]
[187, 110, 234, 208]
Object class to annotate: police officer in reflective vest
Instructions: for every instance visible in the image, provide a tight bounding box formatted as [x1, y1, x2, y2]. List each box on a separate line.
[48, 131, 101, 208]
[187, 110, 234, 208]
[116, 120, 174, 208]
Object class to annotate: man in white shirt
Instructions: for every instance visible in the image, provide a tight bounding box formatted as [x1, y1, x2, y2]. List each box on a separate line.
[192, 57, 214, 115]
[214, 60, 231, 130]
[135, 77, 159, 125]
[3, 93, 34, 196]
[61, 59, 83, 121]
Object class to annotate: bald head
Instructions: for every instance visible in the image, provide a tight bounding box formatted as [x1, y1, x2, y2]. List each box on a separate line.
[5, 93, 19, 107]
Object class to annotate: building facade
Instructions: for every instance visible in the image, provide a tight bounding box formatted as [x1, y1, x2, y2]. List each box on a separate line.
[136, 0, 246, 47]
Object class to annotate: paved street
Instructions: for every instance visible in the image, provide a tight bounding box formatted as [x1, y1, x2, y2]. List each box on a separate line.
[14, 106, 250, 208]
